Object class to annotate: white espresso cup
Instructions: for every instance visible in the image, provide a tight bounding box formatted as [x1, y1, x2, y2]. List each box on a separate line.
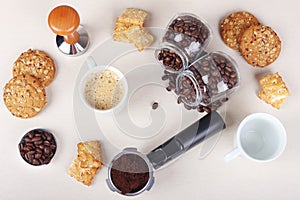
[224, 113, 287, 163]
[79, 56, 128, 114]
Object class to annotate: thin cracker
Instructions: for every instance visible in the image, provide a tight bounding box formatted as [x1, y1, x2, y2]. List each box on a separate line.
[118, 8, 147, 26]
[258, 72, 290, 109]
[113, 8, 153, 51]
[68, 141, 103, 186]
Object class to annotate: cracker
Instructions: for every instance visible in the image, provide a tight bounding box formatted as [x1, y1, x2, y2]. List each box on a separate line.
[220, 11, 260, 50]
[3, 74, 47, 118]
[13, 49, 56, 87]
[258, 72, 290, 109]
[68, 140, 103, 186]
[133, 30, 154, 51]
[118, 8, 148, 26]
[113, 8, 153, 51]
[113, 21, 138, 43]
[240, 25, 281, 67]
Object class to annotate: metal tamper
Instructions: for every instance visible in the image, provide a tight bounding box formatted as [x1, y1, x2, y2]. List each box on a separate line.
[48, 5, 89, 56]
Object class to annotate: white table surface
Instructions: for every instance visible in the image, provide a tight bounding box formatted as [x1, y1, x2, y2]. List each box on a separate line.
[1, 0, 300, 199]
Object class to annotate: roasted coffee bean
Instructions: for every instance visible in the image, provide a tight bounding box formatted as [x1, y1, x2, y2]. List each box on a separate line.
[152, 102, 159, 110]
[203, 106, 211, 113]
[166, 86, 172, 92]
[162, 71, 177, 93]
[31, 136, 41, 142]
[161, 74, 169, 81]
[18, 129, 57, 166]
[184, 104, 192, 110]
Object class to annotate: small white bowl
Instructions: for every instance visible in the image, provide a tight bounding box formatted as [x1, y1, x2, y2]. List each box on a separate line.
[79, 57, 128, 114]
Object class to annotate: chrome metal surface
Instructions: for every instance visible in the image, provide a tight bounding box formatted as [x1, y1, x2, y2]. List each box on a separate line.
[55, 25, 89, 56]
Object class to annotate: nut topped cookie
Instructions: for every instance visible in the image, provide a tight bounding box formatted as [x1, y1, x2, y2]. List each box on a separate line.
[220, 11, 260, 50]
[13, 49, 55, 87]
[240, 25, 281, 67]
[3, 74, 47, 118]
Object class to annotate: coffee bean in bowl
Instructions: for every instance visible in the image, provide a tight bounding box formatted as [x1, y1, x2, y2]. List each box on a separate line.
[18, 129, 57, 166]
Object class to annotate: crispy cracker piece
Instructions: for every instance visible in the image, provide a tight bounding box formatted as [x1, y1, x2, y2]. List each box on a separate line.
[112, 8, 154, 51]
[134, 31, 154, 51]
[118, 8, 148, 26]
[113, 21, 139, 43]
[258, 72, 290, 109]
[68, 141, 103, 186]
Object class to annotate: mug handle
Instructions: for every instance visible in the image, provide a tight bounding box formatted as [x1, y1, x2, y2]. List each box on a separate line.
[224, 147, 241, 162]
[86, 56, 97, 69]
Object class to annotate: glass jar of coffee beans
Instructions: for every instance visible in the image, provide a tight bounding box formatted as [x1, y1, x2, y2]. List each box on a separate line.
[175, 51, 240, 113]
[155, 13, 213, 73]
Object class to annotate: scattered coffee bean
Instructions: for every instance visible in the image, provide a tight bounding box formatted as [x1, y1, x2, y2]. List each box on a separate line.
[18, 129, 57, 166]
[152, 102, 159, 110]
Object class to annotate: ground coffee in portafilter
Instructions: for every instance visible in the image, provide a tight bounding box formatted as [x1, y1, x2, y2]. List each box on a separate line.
[18, 129, 57, 166]
[110, 153, 150, 195]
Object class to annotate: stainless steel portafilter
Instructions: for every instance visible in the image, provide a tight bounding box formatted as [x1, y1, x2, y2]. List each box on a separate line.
[106, 111, 226, 196]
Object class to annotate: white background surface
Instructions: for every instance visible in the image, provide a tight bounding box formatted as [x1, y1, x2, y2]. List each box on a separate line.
[1, 0, 300, 199]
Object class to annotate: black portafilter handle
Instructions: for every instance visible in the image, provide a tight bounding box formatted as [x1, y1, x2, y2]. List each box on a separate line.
[146, 111, 226, 170]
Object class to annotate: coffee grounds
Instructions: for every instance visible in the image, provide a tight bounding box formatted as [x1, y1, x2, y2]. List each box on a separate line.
[110, 153, 150, 194]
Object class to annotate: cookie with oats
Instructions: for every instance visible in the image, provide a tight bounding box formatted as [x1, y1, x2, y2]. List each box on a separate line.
[220, 11, 260, 50]
[240, 25, 281, 67]
[3, 74, 47, 118]
[258, 72, 290, 109]
[13, 49, 55, 87]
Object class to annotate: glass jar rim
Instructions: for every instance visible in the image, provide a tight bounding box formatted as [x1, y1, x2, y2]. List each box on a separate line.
[176, 70, 202, 107]
[155, 42, 189, 74]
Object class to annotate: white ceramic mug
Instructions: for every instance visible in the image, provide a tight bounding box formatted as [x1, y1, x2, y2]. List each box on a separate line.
[224, 113, 287, 163]
[79, 56, 128, 114]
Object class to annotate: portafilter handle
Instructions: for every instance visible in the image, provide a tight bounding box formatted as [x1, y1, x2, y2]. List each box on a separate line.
[147, 111, 226, 170]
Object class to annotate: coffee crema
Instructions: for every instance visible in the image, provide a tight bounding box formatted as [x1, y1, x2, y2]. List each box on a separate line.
[84, 69, 124, 110]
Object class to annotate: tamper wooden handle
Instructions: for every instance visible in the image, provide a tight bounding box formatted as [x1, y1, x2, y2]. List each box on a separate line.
[48, 5, 80, 45]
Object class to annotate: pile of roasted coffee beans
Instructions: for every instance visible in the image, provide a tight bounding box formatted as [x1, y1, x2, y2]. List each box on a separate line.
[18, 129, 57, 166]
[157, 49, 184, 71]
[157, 14, 211, 72]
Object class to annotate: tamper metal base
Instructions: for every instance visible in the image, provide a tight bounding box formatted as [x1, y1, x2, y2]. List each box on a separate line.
[55, 25, 89, 56]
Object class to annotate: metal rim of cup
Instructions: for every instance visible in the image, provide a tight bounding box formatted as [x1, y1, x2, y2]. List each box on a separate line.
[106, 148, 155, 196]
